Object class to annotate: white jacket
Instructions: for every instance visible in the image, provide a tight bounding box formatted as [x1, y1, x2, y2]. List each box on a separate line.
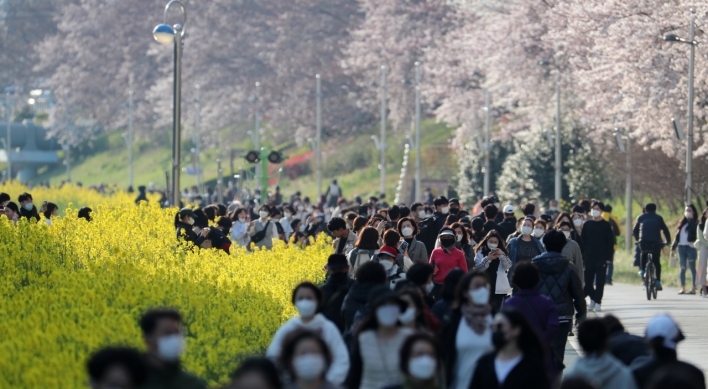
[265, 313, 350, 385]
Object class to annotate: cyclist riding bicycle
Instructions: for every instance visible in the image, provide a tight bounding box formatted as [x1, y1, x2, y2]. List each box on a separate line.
[632, 203, 671, 291]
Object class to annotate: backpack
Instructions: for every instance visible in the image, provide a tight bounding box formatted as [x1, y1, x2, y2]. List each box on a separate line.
[250, 221, 271, 244]
[417, 216, 439, 256]
[350, 249, 377, 269]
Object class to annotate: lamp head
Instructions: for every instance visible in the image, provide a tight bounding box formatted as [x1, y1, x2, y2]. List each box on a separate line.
[153, 24, 175, 44]
[664, 34, 680, 42]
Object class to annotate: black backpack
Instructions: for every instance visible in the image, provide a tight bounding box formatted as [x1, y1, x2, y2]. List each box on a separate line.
[417, 216, 439, 256]
[250, 220, 271, 244]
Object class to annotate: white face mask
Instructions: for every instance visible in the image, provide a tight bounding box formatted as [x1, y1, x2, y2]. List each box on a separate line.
[419, 210, 427, 219]
[238, 217, 246, 223]
[520, 226, 532, 236]
[293, 354, 326, 381]
[590, 209, 601, 218]
[380, 259, 394, 271]
[259, 211, 268, 219]
[376, 304, 400, 327]
[685, 211, 693, 219]
[487, 242, 498, 250]
[441, 207, 450, 215]
[284, 212, 292, 219]
[533, 228, 544, 238]
[157, 334, 185, 362]
[425, 282, 434, 294]
[561, 230, 571, 239]
[297, 205, 304, 211]
[456, 234, 463, 242]
[468, 287, 490, 305]
[399, 307, 416, 325]
[295, 299, 317, 318]
[408, 355, 437, 380]
[187, 218, 195, 226]
[573, 219, 583, 227]
[402, 227, 414, 237]
[426, 213, 432, 218]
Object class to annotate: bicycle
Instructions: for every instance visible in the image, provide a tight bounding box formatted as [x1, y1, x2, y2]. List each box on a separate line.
[644, 253, 657, 300]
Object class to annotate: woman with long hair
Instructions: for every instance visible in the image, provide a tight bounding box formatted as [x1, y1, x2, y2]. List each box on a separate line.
[347, 227, 381, 275]
[473, 230, 512, 311]
[42, 202, 58, 226]
[697, 207, 708, 297]
[671, 203, 699, 294]
[470, 307, 550, 389]
[383, 333, 445, 389]
[278, 330, 342, 389]
[439, 271, 493, 389]
[229, 207, 251, 248]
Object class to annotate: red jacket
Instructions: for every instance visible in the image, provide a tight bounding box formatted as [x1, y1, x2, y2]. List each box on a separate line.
[430, 247, 468, 283]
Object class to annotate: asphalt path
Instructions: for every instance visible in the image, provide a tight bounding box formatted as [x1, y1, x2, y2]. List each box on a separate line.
[562, 282, 708, 377]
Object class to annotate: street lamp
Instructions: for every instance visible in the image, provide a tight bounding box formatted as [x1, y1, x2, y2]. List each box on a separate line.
[414, 62, 422, 202]
[664, 8, 697, 205]
[379, 65, 387, 197]
[153, 0, 187, 207]
[482, 90, 491, 196]
[613, 128, 632, 253]
[5, 92, 11, 181]
[315, 74, 322, 200]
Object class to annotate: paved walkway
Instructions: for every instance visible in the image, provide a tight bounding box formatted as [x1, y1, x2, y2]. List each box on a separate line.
[561, 282, 708, 376]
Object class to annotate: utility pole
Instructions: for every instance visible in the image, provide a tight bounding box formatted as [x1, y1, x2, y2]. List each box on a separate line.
[5, 92, 10, 181]
[554, 74, 562, 202]
[195, 84, 202, 193]
[217, 158, 223, 204]
[414, 62, 422, 202]
[316, 74, 322, 200]
[128, 90, 134, 188]
[625, 136, 632, 253]
[686, 9, 695, 205]
[483, 90, 491, 196]
[380, 65, 387, 197]
[254, 82, 262, 183]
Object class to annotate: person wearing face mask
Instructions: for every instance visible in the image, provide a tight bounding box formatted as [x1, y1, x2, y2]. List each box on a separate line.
[431, 269, 465, 325]
[580, 202, 616, 312]
[229, 208, 251, 248]
[503, 262, 559, 381]
[405, 263, 436, 308]
[430, 229, 468, 300]
[305, 211, 330, 239]
[86, 347, 148, 389]
[383, 333, 444, 389]
[396, 287, 429, 332]
[280, 206, 296, 241]
[571, 205, 586, 233]
[346, 288, 413, 389]
[532, 220, 546, 240]
[174, 208, 207, 247]
[670, 204, 700, 294]
[557, 222, 584, 287]
[448, 198, 461, 216]
[532, 230, 586, 375]
[267, 282, 350, 385]
[227, 358, 283, 389]
[555, 212, 584, 254]
[473, 230, 513, 311]
[482, 204, 503, 236]
[416, 196, 451, 256]
[278, 330, 341, 389]
[320, 255, 354, 333]
[139, 309, 206, 389]
[17, 192, 40, 222]
[249, 205, 279, 250]
[439, 271, 493, 389]
[397, 217, 428, 266]
[377, 245, 407, 290]
[411, 202, 425, 223]
[507, 218, 545, 284]
[470, 308, 551, 389]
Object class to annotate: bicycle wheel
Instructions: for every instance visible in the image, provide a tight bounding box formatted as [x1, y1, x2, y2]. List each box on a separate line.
[645, 263, 653, 301]
[652, 285, 658, 299]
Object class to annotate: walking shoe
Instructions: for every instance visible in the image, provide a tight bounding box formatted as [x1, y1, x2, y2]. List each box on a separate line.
[606, 281, 613, 285]
[568, 329, 574, 337]
[638, 270, 645, 278]
[655, 280, 663, 291]
[588, 300, 596, 312]
[595, 304, 601, 312]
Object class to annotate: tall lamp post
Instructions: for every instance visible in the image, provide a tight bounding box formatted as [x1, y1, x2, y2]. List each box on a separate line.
[538, 60, 562, 201]
[128, 90, 134, 188]
[5, 92, 10, 180]
[614, 128, 632, 253]
[482, 89, 491, 196]
[380, 65, 387, 197]
[153, 0, 187, 207]
[414, 62, 422, 202]
[315, 74, 322, 200]
[664, 8, 696, 205]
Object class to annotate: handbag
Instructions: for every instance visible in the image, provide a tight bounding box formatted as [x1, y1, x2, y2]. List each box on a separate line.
[669, 253, 678, 269]
[250, 220, 271, 244]
[495, 264, 512, 295]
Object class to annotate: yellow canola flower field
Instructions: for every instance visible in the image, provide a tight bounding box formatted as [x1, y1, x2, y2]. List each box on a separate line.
[0, 185, 328, 388]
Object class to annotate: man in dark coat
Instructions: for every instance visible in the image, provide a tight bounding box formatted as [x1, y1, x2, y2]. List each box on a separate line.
[320, 254, 353, 333]
[498, 205, 518, 240]
[581, 201, 616, 311]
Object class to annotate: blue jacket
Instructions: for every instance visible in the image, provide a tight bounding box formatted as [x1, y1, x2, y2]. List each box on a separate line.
[507, 236, 545, 280]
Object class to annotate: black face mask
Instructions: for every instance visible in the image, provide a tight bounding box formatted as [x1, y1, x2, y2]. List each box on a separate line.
[492, 331, 507, 349]
[328, 272, 349, 284]
[449, 208, 460, 215]
[441, 238, 455, 248]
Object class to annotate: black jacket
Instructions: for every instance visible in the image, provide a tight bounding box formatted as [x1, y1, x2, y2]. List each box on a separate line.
[608, 331, 649, 366]
[175, 222, 206, 247]
[498, 217, 517, 240]
[470, 352, 550, 389]
[671, 218, 698, 251]
[19, 205, 40, 222]
[632, 350, 705, 389]
[633, 212, 671, 247]
[483, 221, 503, 237]
[532, 252, 586, 322]
[320, 275, 353, 333]
[431, 298, 453, 325]
[439, 310, 463, 383]
[581, 219, 616, 263]
[341, 282, 377, 333]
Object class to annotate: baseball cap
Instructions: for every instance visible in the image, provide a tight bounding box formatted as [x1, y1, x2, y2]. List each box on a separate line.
[449, 198, 460, 206]
[179, 208, 196, 218]
[503, 205, 515, 214]
[379, 246, 398, 258]
[646, 314, 685, 350]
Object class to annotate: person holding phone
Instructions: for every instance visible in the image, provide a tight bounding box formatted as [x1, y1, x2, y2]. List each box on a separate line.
[473, 230, 512, 312]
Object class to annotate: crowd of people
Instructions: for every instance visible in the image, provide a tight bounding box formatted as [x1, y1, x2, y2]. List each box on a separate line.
[3, 182, 708, 389]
